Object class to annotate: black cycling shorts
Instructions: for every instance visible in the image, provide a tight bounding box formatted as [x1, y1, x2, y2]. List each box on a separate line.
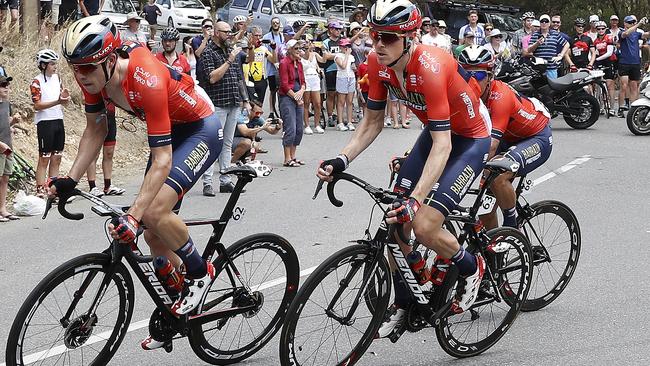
[595, 61, 616, 80]
[0, 0, 19, 10]
[325, 71, 337, 92]
[37, 119, 65, 155]
[496, 125, 553, 176]
[618, 63, 641, 81]
[268, 75, 278, 92]
[104, 111, 117, 147]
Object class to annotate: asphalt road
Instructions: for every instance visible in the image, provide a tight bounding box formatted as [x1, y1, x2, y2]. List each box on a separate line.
[2, 114, 650, 366]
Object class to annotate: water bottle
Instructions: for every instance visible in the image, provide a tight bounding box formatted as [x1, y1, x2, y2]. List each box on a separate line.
[406, 251, 431, 285]
[153, 256, 184, 296]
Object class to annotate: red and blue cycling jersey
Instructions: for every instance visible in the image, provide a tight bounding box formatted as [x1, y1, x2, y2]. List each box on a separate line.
[77, 42, 213, 148]
[366, 45, 490, 139]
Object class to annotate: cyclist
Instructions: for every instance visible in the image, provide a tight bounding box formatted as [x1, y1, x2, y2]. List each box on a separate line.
[565, 18, 595, 72]
[155, 27, 191, 75]
[593, 21, 617, 116]
[458, 45, 552, 230]
[317, 0, 491, 338]
[48, 16, 223, 349]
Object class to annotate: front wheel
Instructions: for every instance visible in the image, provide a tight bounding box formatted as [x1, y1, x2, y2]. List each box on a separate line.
[279, 244, 391, 366]
[626, 105, 650, 135]
[563, 92, 600, 129]
[5, 253, 134, 366]
[189, 233, 299, 365]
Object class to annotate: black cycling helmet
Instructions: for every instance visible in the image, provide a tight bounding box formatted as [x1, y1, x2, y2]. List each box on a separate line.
[161, 27, 180, 41]
[574, 18, 586, 26]
[458, 45, 494, 70]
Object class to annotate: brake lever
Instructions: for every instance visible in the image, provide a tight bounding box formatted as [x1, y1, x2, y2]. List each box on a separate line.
[312, 179, 324, 200]
[42, 197, 54, 220]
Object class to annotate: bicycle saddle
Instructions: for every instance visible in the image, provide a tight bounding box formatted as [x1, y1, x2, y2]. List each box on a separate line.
[221, 165, 258, 178]
[547, 71, 590, 91]
[485, 159, 520, 173]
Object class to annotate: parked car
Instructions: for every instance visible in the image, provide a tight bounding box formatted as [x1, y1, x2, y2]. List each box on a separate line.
[425, 0, 520, 45]
[155, 0, 210, 32]
[101, 0, 150, 36]
[218, 0, 328, 33]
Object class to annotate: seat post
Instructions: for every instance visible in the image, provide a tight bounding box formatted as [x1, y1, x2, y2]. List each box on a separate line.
[218, 176, 253, 223]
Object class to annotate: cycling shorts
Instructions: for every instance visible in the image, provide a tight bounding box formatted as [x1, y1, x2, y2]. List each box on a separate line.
[595, 61, 616, 80]
[618, 63, 641, 81]
[268, 75, 278, 92]
[0, 0, 19, 10]
[145, 113, 223, 211]
[496, 125, 553, 176]
[104, 111, 117, 147]
[325, 71, 337, 92]
[37, 119, 65, 155]
[394, 130, 490, 216]
[39, 0, 52, 20]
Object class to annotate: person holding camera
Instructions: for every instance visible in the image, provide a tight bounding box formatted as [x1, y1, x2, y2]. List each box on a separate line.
[245, 26, 275, 104]
[232, 100, 281, 162]
[279, 40, 306, 167]
[192, 18, 214, 58]
[263, 17, 285, 116]
[524, 14, 569, 79]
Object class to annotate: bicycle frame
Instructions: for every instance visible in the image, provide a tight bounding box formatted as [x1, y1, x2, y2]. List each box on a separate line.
[56, 174, 259, 336]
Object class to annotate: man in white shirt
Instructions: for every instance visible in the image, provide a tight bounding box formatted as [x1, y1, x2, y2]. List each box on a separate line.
[422, 19, 451, 53]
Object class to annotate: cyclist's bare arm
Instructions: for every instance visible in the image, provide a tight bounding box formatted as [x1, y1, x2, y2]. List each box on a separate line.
[409, 130, 451, 202]
[341, 108, 385, 162]
[67, 111, 108, 181]
[128, 145, 172, 220]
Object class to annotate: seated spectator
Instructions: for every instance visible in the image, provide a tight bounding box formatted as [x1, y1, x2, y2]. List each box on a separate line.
[233, 100, 281, 162]
[30, 50, 70, 196]
[278, 40, 306, 167]
[0, 74, 20, 221]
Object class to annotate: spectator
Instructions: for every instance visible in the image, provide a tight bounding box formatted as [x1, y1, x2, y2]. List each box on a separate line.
[525, 14, 569, 79]
[349, 22, 369, 66]
[30, 49, 70, 196]
[454, 30, 476, 57]
[58, 0, 79, 28]
[232, 100, 281, 162]
[121, 12, 153, 49]
[437, 20, 452, 46]
[277, 25, 298, 62]
[142, 0, 162, 40]
[244, 26, 274, 104]
[0, 74, 20, 221]
[586, 15, 599, 42]
[322, 21, 344, 127]
[566, 18, 595, 71]
[422, 19, 451, 53]
[40, 0, 54, 41]
[263, 17, 285, 116]
[197, 20, 244, 195]
[292, 20, 310, 42]
[607, 14, 622, 43]
[278, 39, 305, 167]
[459, 10, 485, 45]
[192, 18, 214, 58]
[420, 17, 431, 37]
[594, 20, 617, 116]
[0, 0, 19, 30]
[349, 8, 364, 25]
[0, 45, 5, 76]
[232, 15, 250, 40]
[552, 15, 571, 43]
[85, 104, 125, 197]
[617, 16, 650, 117]
[512, 11, 536, 55]
[182, 36, 197, 79]
[79, 0, 103, 17]
[334, 38, 356, 131]
[522, 19, 540, 50]
[357, 47, 370, 108]
[484, 29, 511, 60]
[482, 23, 494, 45]
[301, 35, 325, 135]
[156, 27, 191, 75]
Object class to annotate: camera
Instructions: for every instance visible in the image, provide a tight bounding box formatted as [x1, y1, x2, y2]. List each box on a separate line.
[268, 112, 280, 125]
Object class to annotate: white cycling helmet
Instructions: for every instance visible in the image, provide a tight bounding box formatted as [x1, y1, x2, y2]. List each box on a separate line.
[36, 49, 59, 65]
[245, 160, 272, 178]
[233, 15, 247, 24]
[458, 45, 494, 70]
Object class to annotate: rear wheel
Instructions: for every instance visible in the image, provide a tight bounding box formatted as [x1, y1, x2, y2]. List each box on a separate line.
[626, 105, 650, 135]
[279, 244, 391, 366]
[435, 228, 532, 358]
[519, 200, 581, 311]
[563, 92, 599, 129]
[188, 233, 299, 365]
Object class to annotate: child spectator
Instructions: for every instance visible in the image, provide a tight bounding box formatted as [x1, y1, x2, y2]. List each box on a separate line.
[0, 74, 20, 221]
[30, 49, 70, 196]
[334, 38, 356, 131]
[357, 48, 370, 111]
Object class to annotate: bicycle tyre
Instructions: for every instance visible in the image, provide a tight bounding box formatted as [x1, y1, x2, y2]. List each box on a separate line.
[5, 253, 134, 366]
[519, 200, 581, 312]
[189, 233, 299, 365]
[435, 227, 532, 358]
[279, 244, 391, 366]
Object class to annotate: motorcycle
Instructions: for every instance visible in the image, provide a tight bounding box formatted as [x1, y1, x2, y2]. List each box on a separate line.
[494, 57, 605, 129]
[626, 69, 650, 135]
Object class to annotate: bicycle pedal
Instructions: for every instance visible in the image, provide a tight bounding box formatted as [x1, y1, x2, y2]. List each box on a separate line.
[163, 341, 173, 353]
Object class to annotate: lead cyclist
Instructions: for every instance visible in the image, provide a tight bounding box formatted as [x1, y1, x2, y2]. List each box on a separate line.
[47, 16, 224, 350]
[316, 0, 492, 338]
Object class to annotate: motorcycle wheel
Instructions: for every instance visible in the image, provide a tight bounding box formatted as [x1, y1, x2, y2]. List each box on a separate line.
[562, 93, 600, 129]
[626, 105, 650, 135]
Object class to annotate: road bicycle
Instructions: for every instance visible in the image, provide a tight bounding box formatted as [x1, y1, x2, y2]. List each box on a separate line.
[279, 160, 533, 365]
[8, 151, 36, 193]
[5, 165, 300, 366]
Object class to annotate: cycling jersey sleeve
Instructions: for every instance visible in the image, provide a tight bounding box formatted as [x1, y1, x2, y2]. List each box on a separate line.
[487, 86, 513, 140]
[423, 62, 451, 131]
[30, 79, 41, 103]
[76, 79, 106, 114]
[366, 53, 388, 111]
[130, 62, 173, 148]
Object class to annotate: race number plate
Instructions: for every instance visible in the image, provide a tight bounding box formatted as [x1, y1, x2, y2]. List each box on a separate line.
[477, 194, 497, 215]
[523, 178, 533, 193]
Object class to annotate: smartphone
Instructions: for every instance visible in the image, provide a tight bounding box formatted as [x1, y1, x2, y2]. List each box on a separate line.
[248, 9, 253, 16]
[261, 39, 271, 44]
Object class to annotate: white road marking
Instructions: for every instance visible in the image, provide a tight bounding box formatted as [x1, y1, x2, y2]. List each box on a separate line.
[530, 155, 592, 188]
[3, 265, 319, 366]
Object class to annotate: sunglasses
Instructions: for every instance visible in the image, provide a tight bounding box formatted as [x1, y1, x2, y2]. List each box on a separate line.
[552, 21, 561, 24]
[468, 70, 491, 81]
[540, 19, 550, 23]
[439, 26, 446, 29]
[485, 28, 493, 31]
[597, 27, 606, 30]
[0, 82, 9, 88]
[71, 58, 109, 75]
[369, 30, 405, 45]
[626, 20, 637, 24]
[575, 24, 585, 27]
[217, 30, 235, 36]
[202, 25, 213, 29]
[493, 35, 503, 39]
